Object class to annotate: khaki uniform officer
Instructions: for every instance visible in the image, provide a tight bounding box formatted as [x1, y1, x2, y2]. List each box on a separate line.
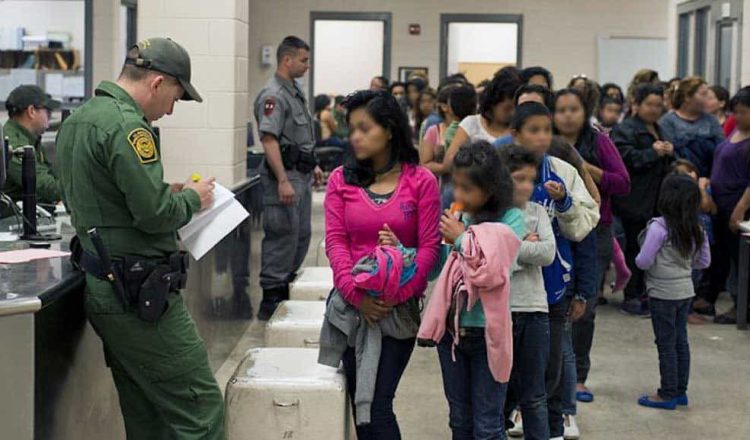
[55, 38, 225, 439]
[253, 35, 322, 320]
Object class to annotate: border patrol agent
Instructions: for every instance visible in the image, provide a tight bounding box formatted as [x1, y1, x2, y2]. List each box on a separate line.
[254, 35, 322, 320]
[55, 38, 225, 439]
[2, 85, 61, 210]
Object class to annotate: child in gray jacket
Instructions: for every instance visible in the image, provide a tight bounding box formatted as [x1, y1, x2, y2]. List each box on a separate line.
[635, 175, 711, 410]
[500, 146, 557, 440]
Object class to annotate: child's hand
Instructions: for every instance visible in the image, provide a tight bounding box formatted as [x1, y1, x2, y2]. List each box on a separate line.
[378, 223, 400, 247]
[699, 177, 710, 191]
[544, 181, 566, 201]
[440, 209, 466, 244]
[524, 232, 540, 242]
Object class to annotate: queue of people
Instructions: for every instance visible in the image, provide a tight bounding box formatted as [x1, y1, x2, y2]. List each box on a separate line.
[317, 62, 749, 440]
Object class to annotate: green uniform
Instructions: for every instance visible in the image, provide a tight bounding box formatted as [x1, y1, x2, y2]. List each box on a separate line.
[55, 38, 224, 440]
[2, 119, 60, 204]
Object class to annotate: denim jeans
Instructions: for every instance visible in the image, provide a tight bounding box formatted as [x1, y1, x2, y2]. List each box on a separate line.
[438, 333, 509, 440]
[573, 223, 612, 384]
[650, 297, 691, 400]
[506, 312, 550, 440]
[342, 336, 415, 440]
[546, 300, 567, 438]
[561, 319, 577, 416]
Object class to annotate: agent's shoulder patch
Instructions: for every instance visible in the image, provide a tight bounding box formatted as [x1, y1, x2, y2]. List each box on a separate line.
[127, 128, 158, 164]
[263, 96, 276, 116]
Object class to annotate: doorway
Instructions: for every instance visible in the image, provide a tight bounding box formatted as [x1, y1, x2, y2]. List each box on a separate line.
[440, 14, 523, 85]
[310, 12, 391, 99]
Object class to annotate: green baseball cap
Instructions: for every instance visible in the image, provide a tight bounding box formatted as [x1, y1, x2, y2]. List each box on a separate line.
[125, 37, 202, 103]
[5, 85, 61, 114]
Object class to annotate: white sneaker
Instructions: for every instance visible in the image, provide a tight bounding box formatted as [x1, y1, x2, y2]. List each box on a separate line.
[507, 409, 523, 437]
[564, 414, 580, 439]
[551, 437, 565, 440]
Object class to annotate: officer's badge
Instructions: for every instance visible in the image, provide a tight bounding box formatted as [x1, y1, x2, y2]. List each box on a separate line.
[263, 97, 275, 116]
[127, 128, 158, 164]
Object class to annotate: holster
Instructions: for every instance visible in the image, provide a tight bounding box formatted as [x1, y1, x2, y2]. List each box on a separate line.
[267, 144, 317, 176]
[79, 251, 189, 323]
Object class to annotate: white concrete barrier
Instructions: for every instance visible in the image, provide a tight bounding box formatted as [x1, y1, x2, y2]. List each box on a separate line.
[290, 266, 333, 301]
[226, 348, 348, 440]
[265, 300, 326, 348]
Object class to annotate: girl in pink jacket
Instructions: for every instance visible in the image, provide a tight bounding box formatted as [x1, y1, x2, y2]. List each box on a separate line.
[418, 141, 523, 439]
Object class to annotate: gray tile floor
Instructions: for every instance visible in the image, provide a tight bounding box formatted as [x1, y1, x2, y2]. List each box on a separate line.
[220, 190, 750, 440]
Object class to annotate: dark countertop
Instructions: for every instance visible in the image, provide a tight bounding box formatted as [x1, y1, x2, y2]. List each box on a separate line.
[0, 174, 262, 318]
[0, 217, 83, 316]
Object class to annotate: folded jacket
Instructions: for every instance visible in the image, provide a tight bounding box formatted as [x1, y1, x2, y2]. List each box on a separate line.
[417, 222, 520, 382]
[352, 244, 417, 303]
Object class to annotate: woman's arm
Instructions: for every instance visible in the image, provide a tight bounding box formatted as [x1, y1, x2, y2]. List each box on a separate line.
[693, 230, 712, 270]
[730, 187, 750, 233]
[698, 179, 718, 215]
[611, 125, 662, 172]
[555, 162, 601, 242]
[420, 125, 445, 175]
[324, 170, 364, 308]
[439, 126, 470, 175]
[595, 134, 631, 197]
[393, 171, 442, 304]
[579, 164, 601, 205]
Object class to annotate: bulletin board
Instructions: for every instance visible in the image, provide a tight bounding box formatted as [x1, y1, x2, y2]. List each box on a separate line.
[597, 36, 670, 89]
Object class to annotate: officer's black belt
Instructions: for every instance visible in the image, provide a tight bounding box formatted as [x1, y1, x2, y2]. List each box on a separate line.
[78, 251, 188, 293]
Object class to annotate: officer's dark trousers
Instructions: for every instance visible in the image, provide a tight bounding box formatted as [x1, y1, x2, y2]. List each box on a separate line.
[85, 276, 225, 439]
[259, 169, 313, 291]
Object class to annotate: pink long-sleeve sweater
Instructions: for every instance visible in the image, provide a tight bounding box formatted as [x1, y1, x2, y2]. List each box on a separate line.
[324, 164, 441, 308]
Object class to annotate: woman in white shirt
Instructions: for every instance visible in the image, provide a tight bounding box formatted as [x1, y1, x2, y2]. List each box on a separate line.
[440, 71, 521, 173]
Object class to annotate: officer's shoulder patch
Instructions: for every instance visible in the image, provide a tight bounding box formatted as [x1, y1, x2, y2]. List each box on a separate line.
[263, 97, 276, 116]
[127, 128, 158, 164]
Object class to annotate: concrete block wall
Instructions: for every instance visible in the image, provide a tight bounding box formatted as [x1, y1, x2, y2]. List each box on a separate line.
[247, 0, 670, 99]
[138, 0, 250, 187]
[743, 0, 750, 86]
[91, 0, 124, 85]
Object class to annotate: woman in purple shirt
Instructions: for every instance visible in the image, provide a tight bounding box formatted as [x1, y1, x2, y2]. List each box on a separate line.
[695, 86, 750, 324]
[553, 88, 630, 401]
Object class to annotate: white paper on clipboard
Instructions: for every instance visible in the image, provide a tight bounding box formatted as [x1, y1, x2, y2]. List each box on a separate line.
[178, 183, 249, 260]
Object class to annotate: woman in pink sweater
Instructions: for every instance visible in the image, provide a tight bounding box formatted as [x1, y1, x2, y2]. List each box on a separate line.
[324, 90, 441, 439]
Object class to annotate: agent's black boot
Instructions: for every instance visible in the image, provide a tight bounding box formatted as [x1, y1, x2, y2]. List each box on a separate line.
[258, 287, 285, 321]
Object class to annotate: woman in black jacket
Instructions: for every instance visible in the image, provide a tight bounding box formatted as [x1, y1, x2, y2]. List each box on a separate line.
[611, 84, 675, 316]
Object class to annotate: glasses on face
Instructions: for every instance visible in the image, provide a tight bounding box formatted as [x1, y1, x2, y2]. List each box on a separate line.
[34, 106, 52, 117]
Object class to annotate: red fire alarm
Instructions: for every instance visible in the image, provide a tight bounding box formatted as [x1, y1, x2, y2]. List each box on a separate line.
[409, 24, 421, 35]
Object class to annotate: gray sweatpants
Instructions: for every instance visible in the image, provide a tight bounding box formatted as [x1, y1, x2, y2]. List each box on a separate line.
[259, 168, 312, 290]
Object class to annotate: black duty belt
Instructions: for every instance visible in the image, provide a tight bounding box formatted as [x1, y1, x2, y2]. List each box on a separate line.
[78, 251, 188, 293]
